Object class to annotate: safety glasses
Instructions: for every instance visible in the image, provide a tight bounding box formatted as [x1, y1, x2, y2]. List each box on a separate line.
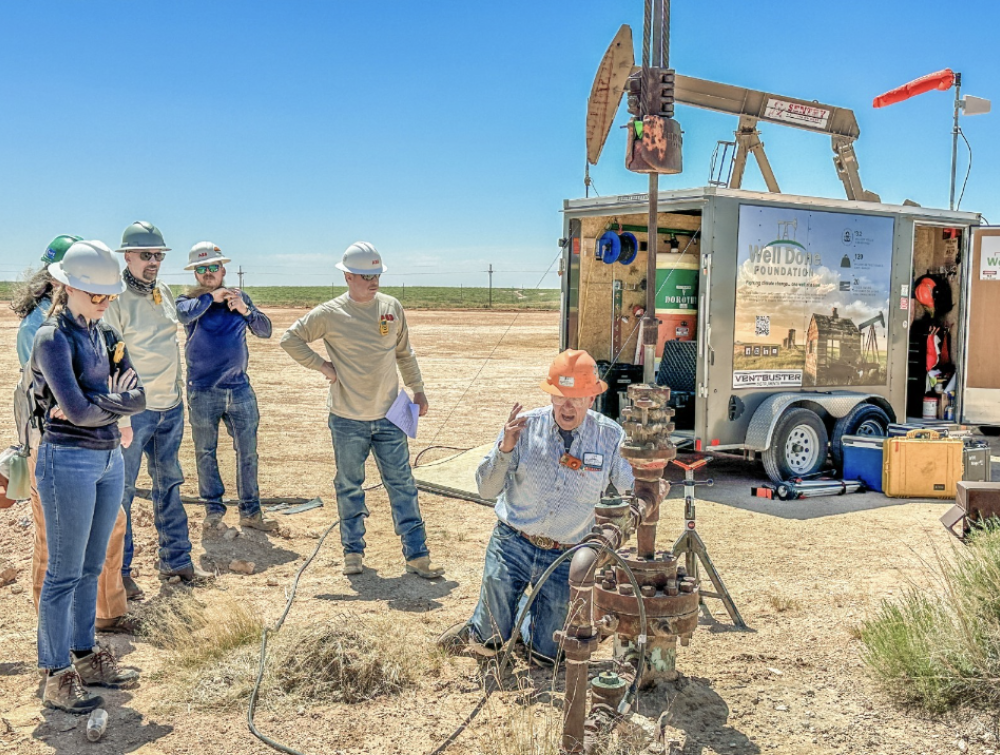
[138, 251, 166, 262]
[551, 395, 591, 408]
[195, 264, 221, 275]
[359, 273, 380, 281]
[89, 293, 119, 304]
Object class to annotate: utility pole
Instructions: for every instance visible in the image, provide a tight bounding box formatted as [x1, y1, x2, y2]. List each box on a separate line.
[949, 72, 962, 211]
[488, 264, 493, 308]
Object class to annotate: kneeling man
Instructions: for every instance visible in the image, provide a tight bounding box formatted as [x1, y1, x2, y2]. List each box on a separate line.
[438, 349, 633, 664]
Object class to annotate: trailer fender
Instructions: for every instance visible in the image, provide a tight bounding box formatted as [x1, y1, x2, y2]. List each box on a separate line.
[744, 392, 890, 452]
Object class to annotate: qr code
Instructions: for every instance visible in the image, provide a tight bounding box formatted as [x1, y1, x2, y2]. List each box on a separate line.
[755, 316, 770, 337]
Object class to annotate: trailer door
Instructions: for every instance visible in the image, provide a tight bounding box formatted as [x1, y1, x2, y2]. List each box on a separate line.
[962, 227, 1000, 425]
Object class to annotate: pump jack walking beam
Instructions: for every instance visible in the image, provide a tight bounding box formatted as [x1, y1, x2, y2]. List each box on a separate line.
[674, 74, 880, 202]
[731, 115, 780, 194]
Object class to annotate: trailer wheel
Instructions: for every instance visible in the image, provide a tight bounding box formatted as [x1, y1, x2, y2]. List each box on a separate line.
[830, 403, 891, 472]
[762, 408, 829, 482]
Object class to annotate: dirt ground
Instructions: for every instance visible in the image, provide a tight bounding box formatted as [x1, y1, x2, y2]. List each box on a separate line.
[0, 306, 995, 755]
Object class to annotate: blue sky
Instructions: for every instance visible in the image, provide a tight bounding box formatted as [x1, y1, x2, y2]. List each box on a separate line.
[0, 1, 996, 288]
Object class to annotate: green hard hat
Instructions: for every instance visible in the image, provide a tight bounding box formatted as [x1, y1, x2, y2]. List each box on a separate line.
[116, 220, 171, 253]
[41, 234, 83, 265]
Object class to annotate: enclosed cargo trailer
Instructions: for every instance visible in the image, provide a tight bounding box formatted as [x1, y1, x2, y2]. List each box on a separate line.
[560, 186, 995, 482]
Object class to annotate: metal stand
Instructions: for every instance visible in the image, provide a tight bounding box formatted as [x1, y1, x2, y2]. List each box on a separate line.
[669, 457, 746, 629]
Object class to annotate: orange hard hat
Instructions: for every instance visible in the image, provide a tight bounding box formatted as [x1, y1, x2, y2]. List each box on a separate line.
[914, 277, 936, 310]
[540, 349, 608, 397]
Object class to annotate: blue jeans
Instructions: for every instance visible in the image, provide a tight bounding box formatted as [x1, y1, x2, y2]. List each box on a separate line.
[328, 414, 429, 562]
[188, 385, 262, 518]
[469, 522, 571, 661]
[121, 404, 192, 573]
[36, 443, 124, 670]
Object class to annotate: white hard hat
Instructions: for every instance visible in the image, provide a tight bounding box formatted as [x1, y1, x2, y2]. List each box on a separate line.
[336, 241, 388, 275]
[185, 241, 231, 271]
[49, 241, 127, 295]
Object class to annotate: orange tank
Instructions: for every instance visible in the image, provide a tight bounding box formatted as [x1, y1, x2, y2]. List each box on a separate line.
[656, 310, 697, 357]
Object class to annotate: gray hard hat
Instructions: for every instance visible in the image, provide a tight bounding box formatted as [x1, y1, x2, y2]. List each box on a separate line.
[116, 220, 171, 253]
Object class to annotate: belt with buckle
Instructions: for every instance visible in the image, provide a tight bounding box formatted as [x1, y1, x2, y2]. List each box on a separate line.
[519, 530, 570, 551]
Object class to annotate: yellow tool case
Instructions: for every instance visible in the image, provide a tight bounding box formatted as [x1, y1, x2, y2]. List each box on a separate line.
[882, 429, 965, 499]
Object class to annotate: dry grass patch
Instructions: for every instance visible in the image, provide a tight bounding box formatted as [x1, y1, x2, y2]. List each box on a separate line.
[269, 613, 425, 704]
[139, 596, 442, 712]
[138, 591, 265, 711]
[767, 593, 802, 613]
[141, 591, 264, 668]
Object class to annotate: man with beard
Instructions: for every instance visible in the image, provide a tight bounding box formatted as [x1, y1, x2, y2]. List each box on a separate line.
[175, 242, 276, 532]
[437, 349, 634, 665]
[104, 221, 209, 591]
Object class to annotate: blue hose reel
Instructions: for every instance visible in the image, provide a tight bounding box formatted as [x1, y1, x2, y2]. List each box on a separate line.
[596, 231, 621, 264]
[596, 230, 638, 266]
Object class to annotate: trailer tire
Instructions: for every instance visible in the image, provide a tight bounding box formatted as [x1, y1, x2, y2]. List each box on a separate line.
[762, 408, 829, 483]
[830, 403, 891, 472]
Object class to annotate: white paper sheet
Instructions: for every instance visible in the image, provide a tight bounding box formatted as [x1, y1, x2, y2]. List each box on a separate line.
[385, 389, 420, 438]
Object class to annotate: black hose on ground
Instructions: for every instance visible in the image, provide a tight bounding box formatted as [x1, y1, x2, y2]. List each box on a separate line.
[247, 517, 340, 755]
[246, 524, 649, 755]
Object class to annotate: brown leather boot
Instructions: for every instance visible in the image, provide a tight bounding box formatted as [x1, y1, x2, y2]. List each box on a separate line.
[42, 667, 104, 713]
[159, 562, 215, 583]
[73, 647, 139, 688]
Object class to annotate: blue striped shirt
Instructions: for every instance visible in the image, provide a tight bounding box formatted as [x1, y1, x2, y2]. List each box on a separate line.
[476, 407, 634, 544]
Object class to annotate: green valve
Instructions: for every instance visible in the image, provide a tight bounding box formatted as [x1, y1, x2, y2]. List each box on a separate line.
[592, 671, 627, 691]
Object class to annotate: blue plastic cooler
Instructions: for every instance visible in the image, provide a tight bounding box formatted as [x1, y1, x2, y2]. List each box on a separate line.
[841, 435, 885, 493]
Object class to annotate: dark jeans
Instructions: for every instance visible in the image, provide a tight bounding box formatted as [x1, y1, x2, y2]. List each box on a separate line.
[469, 521, 571, 661]
[36, 443, 124, 670]
[121, 403, 192, 573]
[327, 414, 430, 562]
[188, 384, 262, 518]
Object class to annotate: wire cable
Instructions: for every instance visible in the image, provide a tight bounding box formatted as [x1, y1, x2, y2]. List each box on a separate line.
[956, 126, 973, 211]
[641, 0, 652, 67]
[247, 517, 341, 755]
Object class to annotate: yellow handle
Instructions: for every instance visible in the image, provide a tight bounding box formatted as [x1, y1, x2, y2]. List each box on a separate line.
[905, 429, 940, 440]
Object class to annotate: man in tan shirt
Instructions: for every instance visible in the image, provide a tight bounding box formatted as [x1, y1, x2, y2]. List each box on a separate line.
[281, 242, 443, 579]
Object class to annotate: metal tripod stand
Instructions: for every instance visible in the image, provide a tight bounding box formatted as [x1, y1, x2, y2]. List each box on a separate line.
[670, 457, 746, 628]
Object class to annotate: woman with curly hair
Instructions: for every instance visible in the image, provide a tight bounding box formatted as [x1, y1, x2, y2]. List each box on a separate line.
[30, 240, 146, 713]
[14, 236, 139, 659]
[13, 235, 81, 366]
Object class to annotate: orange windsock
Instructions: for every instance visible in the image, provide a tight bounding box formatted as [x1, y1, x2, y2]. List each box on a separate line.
[873, 69, 955, 108]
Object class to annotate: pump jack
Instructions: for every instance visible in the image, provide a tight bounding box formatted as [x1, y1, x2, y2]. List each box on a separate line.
[586, 31, 880, 203]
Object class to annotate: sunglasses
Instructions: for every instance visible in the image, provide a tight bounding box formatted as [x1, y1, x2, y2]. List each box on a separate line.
[89, 293, 119, 304]
[195, 264, 221, 274]
[551, 395, 591, 408]
[359, 273, 380, 281]
[137, 251, 166, 262]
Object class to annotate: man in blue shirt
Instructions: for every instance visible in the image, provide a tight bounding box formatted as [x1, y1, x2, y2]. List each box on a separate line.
[437, 349, 634, 664]
[175, 242, 276, 532]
